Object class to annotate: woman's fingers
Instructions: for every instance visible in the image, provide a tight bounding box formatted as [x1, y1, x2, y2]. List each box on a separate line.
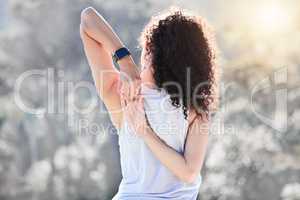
[123, 93, 148, 136]
[123, 90, 145, 120]
[120, 89, 127, 107]
[120, 80, 141, 105]
[122, 82, 130, 97]
[129, 79, 141, 101]
[134, 80, 142, 97]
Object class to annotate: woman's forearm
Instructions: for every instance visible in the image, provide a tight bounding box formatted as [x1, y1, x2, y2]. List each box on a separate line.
[118, 56, 140, 82]
[142, 129, 199, 183]
[81, 7, 140, 82]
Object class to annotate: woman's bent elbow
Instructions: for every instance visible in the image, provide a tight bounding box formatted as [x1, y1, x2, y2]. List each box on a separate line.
[179, 171, 199, 184]
[80, 7, 96, 30]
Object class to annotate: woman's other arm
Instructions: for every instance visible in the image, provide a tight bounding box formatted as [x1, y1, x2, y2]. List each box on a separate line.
[144, 115, 209, 183]
[125, 97, 209, 183]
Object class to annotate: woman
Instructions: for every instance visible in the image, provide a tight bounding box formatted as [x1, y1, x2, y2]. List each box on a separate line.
[80, 6, 218, 200]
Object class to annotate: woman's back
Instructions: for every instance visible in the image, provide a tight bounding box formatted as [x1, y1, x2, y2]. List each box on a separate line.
[80, 6, 216, 200]
[114, 85, 202, 200]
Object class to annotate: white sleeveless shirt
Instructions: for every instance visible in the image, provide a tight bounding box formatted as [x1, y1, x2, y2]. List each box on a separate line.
[113, 85, 202, 200]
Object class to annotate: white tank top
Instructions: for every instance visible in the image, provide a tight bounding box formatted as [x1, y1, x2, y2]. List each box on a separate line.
[113, 85, 202, 200]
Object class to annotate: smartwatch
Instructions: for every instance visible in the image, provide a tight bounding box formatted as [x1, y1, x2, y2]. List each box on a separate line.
[113, 47, 131, 62]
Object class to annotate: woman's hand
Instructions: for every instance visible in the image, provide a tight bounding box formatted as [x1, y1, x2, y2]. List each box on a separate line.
[121, 85, 209, 184]
[121, 87, 150, 137]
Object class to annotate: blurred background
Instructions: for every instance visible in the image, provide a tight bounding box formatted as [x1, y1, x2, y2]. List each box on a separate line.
[0, 0, 300, 200]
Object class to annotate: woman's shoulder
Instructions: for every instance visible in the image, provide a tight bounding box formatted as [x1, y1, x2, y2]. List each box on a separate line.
[187, 109, 210, 127]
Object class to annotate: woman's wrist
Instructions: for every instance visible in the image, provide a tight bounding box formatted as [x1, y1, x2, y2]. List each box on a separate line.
[117, 54, 140, 81]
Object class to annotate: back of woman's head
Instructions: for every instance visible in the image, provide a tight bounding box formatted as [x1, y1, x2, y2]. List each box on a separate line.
[140, 7, 218, 119]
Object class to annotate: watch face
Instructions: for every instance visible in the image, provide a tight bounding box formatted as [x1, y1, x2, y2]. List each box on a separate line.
[113, 47, 131, 63]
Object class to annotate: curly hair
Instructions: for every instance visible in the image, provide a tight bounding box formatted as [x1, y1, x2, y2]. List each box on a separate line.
[140, 8, 218, 119]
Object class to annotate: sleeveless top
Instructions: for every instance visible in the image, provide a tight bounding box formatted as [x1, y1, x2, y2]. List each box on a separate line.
[113, 85, 202, 200]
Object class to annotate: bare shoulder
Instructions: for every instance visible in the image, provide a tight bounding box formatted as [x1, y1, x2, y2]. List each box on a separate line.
[187, 110, 210, 135]
[188, 110, 209, 124]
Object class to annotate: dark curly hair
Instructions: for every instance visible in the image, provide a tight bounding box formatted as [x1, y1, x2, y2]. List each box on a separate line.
[140, 8, 218, 119]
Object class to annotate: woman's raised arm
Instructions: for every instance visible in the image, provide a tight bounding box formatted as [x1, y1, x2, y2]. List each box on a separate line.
[80, 7, 140, 128]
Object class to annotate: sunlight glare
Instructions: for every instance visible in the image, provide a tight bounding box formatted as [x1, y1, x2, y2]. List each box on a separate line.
[256, 3, 291, 34]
